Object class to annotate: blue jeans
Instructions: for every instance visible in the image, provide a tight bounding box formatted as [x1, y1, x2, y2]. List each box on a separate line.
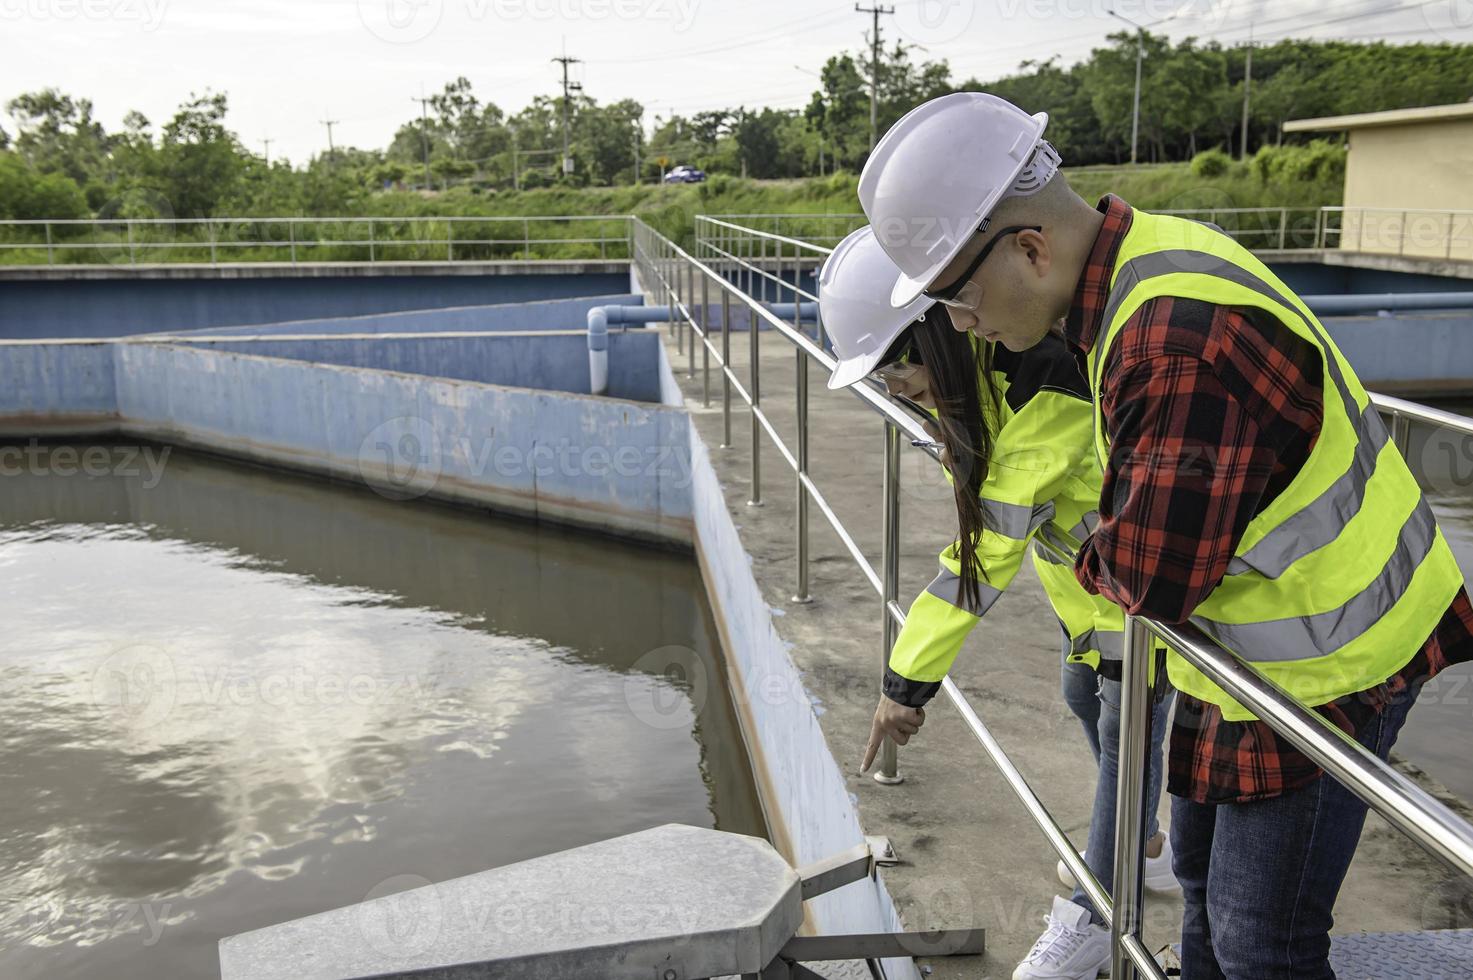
[1170, 675, 1424, 979]
[1060, 634, 1174, 925]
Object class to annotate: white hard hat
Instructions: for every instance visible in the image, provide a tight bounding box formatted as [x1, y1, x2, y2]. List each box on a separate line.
[857, 92, 1055, 308]
[819, 225, 935, 391]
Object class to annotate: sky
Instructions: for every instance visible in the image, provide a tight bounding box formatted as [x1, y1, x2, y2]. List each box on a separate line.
[3, 0, 1470, 164]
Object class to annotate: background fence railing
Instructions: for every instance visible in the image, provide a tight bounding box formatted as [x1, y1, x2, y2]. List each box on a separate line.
[0, 215, 635, 266]
[653, 213, 1473, 980]
[705, 205, 1473, 260]
[6, 205, 1471, 268]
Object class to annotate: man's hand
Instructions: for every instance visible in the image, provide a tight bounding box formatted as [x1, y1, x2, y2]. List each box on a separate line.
[859, 694, 926, 774]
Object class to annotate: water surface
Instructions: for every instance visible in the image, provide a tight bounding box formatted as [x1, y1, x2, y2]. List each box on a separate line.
[0, 442, 764, 979]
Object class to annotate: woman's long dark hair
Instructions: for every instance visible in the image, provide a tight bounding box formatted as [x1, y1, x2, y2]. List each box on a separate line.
[909, 311, 999, 612]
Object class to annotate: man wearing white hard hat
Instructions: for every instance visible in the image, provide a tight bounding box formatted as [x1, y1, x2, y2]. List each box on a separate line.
[822, 225, 1179, 980]
[852, 92, 1472, 979]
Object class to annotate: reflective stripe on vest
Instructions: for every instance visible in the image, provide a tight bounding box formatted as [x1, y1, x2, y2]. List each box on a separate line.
[1086, 215, 1462, 715]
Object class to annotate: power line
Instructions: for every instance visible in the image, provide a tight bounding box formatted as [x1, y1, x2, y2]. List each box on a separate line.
[587, 8, 852, 65]
[1202, 0, 1442, 42]
[855, 3, 895, 151]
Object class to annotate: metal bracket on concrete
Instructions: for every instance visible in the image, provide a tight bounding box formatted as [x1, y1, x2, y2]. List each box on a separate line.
[866, 836, 900, 866]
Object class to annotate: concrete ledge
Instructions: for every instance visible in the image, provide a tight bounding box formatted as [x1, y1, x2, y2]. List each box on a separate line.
[1259, 248, 1473, 281]
[151, 293, 644, 337]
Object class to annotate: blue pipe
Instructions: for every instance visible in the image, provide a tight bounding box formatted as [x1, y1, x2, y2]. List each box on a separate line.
[762, 301, 820, 322]
[588, 304, 672, 395]
[1304, 292, 1473, 316]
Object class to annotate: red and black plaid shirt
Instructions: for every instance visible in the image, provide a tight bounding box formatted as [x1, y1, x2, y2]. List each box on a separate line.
[1065, 195, 1473, 804]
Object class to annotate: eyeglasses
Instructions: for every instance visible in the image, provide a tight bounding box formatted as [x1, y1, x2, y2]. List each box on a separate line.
[923, 224, 1042, 310]
[870, 326, 922, 382]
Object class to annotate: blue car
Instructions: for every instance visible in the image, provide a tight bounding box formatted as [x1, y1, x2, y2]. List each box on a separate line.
[662, 164, 706, 184]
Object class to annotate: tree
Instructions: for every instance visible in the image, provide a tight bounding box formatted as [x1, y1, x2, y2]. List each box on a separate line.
[158, 91, 245, 216]
[0, 152, 89, 219]
[5, 89, 110, 185]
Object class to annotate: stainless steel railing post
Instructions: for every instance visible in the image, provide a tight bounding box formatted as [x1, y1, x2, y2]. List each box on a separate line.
[876, 421, 903, 784]
[1110, 615, 1156, 980]
[721, 284, 733, 449]
[1391, 411, 1412, 453]
[673, 253, 684, 357]
[794, 345, 812, 604]
[748, 262, 763, 508]
[686, 259, 696, 379]
[701, 271, 711, 408]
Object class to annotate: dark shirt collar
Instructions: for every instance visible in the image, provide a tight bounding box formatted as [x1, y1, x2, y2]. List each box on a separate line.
[1061, 194, 1134, 357]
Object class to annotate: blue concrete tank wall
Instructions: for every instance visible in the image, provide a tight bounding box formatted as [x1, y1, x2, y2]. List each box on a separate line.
[1323, 312, 1473, 394]
[177, 331, 663, 402]
[0, 272, 632, 339]
[0, 341, 116, 426]
[1269, 262, 1473, 297]
[0, 337, 690, 543]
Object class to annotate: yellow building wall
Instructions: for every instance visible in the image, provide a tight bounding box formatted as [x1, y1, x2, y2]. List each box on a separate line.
[1338, 118, 1473, 261]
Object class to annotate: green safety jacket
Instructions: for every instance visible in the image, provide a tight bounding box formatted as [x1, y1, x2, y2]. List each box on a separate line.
[1086, 209, 1465, 721]
[883, 332, 1141, 708]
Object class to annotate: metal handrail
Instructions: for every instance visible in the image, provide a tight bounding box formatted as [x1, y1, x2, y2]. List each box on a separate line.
[656, 214, 1473, 980]
[0, 214, 636, 266]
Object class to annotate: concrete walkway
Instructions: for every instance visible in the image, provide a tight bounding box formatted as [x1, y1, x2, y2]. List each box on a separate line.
[658, 320, 1473, 977]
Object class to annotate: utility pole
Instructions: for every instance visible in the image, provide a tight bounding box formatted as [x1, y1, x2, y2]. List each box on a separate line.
[1240, 22, 1255, 159]
[854, 3, 894, 151]
[412, 92, 433, 189]
[510, 126, 520, 191]
[1108, 8, 1145, 165]
[633, 109, 643, 185]
[552, 43, 583, 177]
[261, 138, 273, 166]
[320, 117, 339, 165]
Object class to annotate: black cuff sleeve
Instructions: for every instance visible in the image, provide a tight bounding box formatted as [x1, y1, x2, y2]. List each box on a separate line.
[883, 666, 941, 709]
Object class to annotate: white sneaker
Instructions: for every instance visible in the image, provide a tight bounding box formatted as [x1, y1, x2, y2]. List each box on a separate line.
[1012, 895, 1111, 980]
[1056, 833, 1182, 896]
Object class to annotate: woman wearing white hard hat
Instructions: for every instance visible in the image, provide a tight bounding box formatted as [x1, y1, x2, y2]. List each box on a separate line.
[821, 225, 1176, 980]
[855, 89, 1472, 980]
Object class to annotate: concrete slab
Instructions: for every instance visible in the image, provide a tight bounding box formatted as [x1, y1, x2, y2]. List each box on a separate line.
[657, 317, 1473, 977]
[218, 823, 802, 980]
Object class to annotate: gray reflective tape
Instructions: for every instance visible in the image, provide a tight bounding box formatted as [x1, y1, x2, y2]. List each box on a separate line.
[1228, 403, 1388, 579]
[1033, 537, 1070, 566]
[925, 566, 1004, 617]
[1098, 248, 1356, 409]
[1195, 497, 1440, 662]
[981, 497, 1056, 540]
[1072, 512, 1099, 539]
[1072, 628, 1123, 663]
[1032, 523, 1075, 565]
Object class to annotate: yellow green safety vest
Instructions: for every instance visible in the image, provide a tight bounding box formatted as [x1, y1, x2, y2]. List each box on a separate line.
[884, 333, 1137, 706]
[1086, 209, 1464, 721]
